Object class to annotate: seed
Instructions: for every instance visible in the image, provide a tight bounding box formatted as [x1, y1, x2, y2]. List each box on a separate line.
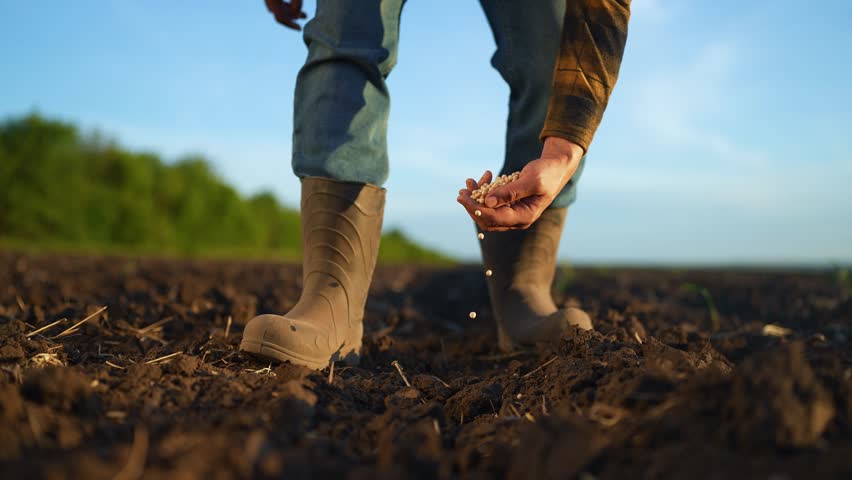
[474, 210, 481, 217]
[469, 311, 477, 319]
[477, 233, 484, 240]
[485, 269, 492, 277]
[469, 171, 522, 204]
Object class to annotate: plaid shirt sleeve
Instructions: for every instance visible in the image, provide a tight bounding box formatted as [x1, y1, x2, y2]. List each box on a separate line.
[540, 0, 631, 152]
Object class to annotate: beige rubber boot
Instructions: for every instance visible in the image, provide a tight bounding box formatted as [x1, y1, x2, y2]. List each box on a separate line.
[479, 208, 592, 353]
[240, 177, 385, 369]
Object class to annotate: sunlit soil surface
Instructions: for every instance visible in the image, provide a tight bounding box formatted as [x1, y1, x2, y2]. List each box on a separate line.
[1, 252, 850, 479]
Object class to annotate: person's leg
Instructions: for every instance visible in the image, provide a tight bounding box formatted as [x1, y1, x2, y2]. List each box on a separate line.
[477, 0, 592, 352]
[242, 0, 405, 369]
[293, 0, 406, 186]
[479, 0, 585, 207]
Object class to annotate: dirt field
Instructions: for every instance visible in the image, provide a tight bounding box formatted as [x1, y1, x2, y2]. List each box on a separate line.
[0, 252, 850, 479]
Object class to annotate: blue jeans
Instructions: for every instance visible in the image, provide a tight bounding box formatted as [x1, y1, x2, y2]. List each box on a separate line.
[293, 0, 585, 209]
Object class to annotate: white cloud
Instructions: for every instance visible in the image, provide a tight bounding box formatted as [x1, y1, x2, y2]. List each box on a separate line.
[592, 41, 788, 210]
[566, 26, 852, 263]
[632, 42, 741, 151]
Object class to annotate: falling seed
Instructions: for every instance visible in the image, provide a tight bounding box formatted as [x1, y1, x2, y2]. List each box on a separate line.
[474, 210, 482, 217]
[485, 269, 493, 277]
[469, 311, 477, 319]
[477, 233, 484, 240]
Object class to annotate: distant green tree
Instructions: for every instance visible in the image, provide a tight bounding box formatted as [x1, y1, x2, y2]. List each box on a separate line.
[248, 191, 301, 250]
[0, 113, 451, 263]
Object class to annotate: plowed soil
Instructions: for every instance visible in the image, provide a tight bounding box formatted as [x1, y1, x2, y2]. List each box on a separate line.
[1, 252, 850, 479]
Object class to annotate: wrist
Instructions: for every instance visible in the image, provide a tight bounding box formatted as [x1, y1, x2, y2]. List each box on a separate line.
[541, 136, 583, 167]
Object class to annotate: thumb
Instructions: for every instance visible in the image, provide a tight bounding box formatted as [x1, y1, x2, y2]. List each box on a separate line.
[484, 175, 536, 208]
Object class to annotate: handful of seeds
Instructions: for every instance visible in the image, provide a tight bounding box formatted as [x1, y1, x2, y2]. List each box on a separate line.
[470, 171, 521, 204]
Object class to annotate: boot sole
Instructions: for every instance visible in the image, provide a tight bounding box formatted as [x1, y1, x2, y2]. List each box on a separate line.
[240, 339, 359, 371]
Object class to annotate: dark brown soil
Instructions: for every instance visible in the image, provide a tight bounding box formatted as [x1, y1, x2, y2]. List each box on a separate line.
[1, 252, 850, 479]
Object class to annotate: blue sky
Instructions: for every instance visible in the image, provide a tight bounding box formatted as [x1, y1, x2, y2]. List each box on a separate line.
[2, 1, 851, 264]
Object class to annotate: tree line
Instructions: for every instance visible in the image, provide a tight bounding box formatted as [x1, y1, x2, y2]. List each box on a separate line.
[0, 113, 449, 263]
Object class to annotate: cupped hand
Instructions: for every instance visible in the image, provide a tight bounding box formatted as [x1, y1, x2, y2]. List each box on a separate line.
[264, 0, 307, 30]
[457, 137, 583, 231]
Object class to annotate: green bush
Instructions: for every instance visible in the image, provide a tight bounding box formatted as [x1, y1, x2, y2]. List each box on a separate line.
[0, 113, 451, 264]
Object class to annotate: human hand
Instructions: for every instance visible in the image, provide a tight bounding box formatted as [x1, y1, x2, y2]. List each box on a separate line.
[264, 0, 307, 30]
[457, 137, 583, 231]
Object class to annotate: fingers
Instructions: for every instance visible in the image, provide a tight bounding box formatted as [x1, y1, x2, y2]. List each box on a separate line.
[265, 0, 307, 30]
[458, 191, 502, 230]
[457, 190, 493, 229]
[280, 18, 302, 30]
[464, 170, 492, 192]
[286, 0, 307, 23]
[458, 169, 545, 231]
[289, 0, 308, 21]
[457, 190, 537, 231]
[484, 174, 538, 209]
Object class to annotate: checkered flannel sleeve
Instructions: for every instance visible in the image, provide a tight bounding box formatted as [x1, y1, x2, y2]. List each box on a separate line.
[540, 0, 631, 152]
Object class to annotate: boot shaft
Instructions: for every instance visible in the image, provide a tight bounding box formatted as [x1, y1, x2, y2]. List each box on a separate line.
[480, 208, 566, 296]
[300, 177, 385, 311]
[239, 177, 385, 369]
[479, 208, 569, 350]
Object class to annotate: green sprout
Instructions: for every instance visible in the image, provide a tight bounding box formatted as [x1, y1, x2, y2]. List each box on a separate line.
[682, 282, 720, 332]
[835, 267, 851, 295]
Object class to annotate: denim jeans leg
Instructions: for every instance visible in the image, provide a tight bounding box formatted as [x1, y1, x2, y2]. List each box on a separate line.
[292, 0, 406, 187]
[479, 0, 585, 209]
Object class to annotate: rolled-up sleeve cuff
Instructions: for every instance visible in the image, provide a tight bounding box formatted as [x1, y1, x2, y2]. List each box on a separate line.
[539, 94, 603, 153]
[539, 127, 594, 154]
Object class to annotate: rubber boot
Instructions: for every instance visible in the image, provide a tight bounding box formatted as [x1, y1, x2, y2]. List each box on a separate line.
[240, 177, 385, 369]
[479, 208, 592, 353]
